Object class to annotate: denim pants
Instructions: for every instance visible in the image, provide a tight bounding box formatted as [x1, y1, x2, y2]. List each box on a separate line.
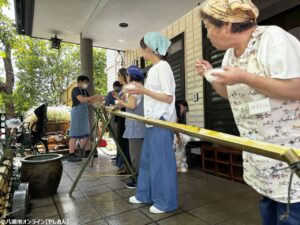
[260, 196, 300, 225]
[135, 126, 178, 211]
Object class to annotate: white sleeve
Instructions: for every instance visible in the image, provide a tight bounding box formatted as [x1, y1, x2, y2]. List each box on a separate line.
[222, 49, 232, 67]
[258, 27, 300, 79]
[158, 62, 175, 96]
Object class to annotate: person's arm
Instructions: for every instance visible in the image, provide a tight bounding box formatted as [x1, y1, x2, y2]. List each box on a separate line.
[175, 131, 183, 147]
[247, 75, 300, 100]
[127, 63, 175, 104]
[211, 83, 228, 99]
[175, 131, 180, 140]
[213, 66, 300, 100]
[219, 28, 300, 100]
[126, 82, 173, 104]
[89, 95, 104, 104]
[116, 94, 137, 110]
[143, 87, 173, 103]
[77, 95, 103, 104]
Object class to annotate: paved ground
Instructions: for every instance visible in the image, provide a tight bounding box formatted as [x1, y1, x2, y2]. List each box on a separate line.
[27, 152, 261, 225]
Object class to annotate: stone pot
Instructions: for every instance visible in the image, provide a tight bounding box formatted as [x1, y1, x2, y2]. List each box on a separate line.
[20, 154, 63, 198]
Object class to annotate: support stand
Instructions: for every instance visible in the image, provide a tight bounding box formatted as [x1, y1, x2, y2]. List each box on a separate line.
[69, 106, 136, 195]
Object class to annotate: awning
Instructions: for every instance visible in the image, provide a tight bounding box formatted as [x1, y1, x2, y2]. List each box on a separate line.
[14, 0, 202, 50]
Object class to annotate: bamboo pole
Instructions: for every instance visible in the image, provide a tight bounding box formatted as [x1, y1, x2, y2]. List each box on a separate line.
[105, 107, 300, 177]
[69, 106, 136, 195]
[68, 115, 112, 195]
[100, 107, 136, 181]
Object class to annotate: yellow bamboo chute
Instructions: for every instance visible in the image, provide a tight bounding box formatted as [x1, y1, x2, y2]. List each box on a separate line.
[69, 105, 300, 196]
[105, 106, 300, 177]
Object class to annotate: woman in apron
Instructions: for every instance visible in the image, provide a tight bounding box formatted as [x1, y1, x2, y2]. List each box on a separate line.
[68, 75, 103, 162]
[196, 1, 300, 224]
[116, 65, 145, 188]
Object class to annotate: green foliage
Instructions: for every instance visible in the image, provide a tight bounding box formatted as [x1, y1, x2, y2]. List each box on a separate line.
[0, 7, 16, 57]
[0, 1, 17, 116]
[12, 37, 81, 113]
[93, 48, 107, 96]
[12, 37, 107, 115]
[0, 0, 8, 7]
[0, 0, 107, 115]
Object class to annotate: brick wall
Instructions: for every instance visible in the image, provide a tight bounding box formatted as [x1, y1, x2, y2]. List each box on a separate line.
[124, 6, 205, 127]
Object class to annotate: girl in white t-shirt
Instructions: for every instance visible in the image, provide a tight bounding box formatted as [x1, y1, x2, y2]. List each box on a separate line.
[126, 32, 178, 214]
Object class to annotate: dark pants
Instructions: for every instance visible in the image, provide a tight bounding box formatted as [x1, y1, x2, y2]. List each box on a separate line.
[260, 196, 300, 225]
[113, 116, 130, 168]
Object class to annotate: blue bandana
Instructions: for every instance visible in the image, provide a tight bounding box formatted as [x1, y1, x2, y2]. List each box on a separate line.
[127, 65, 143, 79]
[144, 32, 171, 56]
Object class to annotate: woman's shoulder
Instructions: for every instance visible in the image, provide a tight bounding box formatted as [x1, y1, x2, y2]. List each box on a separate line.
[258, 25, 300, 55]
[151, 60, 169, 68]
[260, 25, 291, 44]
[158, 60, 171, 67]
[156, 60, 173, 72]
[148, 60, 172, 75]
[263, 25, 286, 35]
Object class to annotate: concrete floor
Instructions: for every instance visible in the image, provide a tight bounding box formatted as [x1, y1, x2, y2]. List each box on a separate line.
[27, 153, 262, 225]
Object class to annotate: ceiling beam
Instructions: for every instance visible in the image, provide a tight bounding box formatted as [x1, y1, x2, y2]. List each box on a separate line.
[81, 0, 108, 38]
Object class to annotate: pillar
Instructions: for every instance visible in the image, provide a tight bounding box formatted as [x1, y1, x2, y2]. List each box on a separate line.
[80, 36, 95, 135]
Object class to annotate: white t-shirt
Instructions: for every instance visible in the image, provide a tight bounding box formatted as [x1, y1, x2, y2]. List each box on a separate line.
[144, 60, 176, 123]
[257, 26, 300, 79]
[223, 26, 300, 203]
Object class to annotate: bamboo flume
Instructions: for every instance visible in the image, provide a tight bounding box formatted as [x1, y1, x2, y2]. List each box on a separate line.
[105, 107, 300, 178]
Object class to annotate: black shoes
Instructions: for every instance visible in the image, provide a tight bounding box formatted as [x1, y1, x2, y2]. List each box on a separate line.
[126, 181, 137, 189]
[68, 154, 82, 162]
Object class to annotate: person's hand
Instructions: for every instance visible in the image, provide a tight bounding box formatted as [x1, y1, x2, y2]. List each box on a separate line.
[115, 99, 124, 107]
[94, 95, 104, 102]
[112, 91, 118, 99]
[212, 66, 249, 85]
[120, 93, 127, 102]
[195, 59, 213, 77]
[126, 82, 145, 95]
[176, 136, 183, 148]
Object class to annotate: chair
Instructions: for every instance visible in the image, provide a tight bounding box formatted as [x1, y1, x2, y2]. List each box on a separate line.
[17, 103, 49, 153]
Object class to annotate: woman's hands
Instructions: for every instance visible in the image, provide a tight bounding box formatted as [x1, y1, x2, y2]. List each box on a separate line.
[195, 59, 250, 99]
[126, 82, 173, 104]
[212, 66, 251, 85]
[195, 59, 213, 77]
[195, 58, 251, 86]
[94, 95, 104, 102]
[115, 99, 125, 107]
[176, 136, 183, 147]
[125, 82, 146, 95]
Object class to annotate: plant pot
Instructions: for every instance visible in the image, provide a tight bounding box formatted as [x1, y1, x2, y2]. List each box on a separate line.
[20, 154, 63, 198]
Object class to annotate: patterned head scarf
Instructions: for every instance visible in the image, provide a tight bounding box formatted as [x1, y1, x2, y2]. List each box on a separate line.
[144, 32, 171, 56]
[201, 0, 259, 23]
